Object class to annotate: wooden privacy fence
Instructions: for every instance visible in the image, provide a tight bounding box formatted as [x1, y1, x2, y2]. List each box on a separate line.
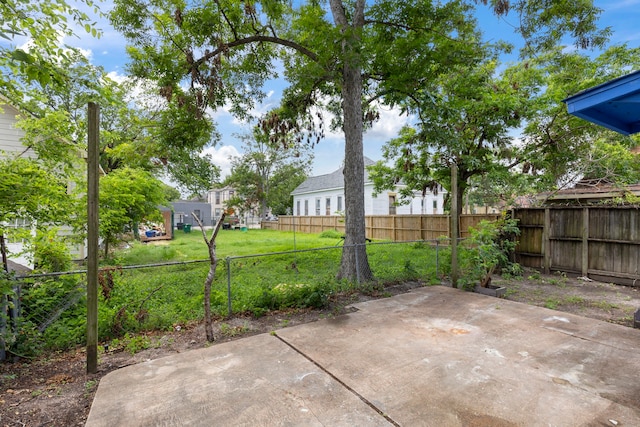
[262, 214, 501, 241]
[513, 207, 640, 286]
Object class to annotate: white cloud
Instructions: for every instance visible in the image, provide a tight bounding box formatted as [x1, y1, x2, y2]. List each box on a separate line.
[202, 145, 241, 179]
[365, 104, 410, 142]
[18, 32, 94, 63]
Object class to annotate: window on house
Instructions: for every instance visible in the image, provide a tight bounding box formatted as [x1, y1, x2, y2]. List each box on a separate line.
[296, 200, 300, 216]
[315, 198, 321, 215]
[193, 209, 201, 222]
[433, 200, 438, 213]
[215, 208, 221, 218]
[215, 192, 220, 204]
[389, 195, 396, 215]
[337, 196, 343, 212]
[304, 200, 309, 216]
[325, 197, 331, 215]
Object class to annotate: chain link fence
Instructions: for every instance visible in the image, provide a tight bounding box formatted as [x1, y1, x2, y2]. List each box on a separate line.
[5, 239, 451, 357]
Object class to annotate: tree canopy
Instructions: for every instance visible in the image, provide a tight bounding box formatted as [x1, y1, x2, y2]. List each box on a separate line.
[109, 0, 610, 281]
[95, 167, 167, 257]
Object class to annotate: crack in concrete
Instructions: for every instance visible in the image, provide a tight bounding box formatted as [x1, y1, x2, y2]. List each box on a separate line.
[274, 333, 400, 426]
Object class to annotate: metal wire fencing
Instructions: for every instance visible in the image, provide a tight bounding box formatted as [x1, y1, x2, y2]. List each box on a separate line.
[8, 239, 451, 355]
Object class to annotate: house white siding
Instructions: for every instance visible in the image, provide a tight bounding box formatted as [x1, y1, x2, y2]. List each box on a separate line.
[0, 103, 33, 157]
[293, 187, 344, 216]
[291, 158, 446, 216]
[0, 101, 86, 266]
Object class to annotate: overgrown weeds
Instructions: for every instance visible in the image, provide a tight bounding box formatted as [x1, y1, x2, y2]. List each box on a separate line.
[14, 230, 441, 353]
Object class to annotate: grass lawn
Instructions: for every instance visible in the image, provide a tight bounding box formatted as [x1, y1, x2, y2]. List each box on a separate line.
[28, 228, 446, 352]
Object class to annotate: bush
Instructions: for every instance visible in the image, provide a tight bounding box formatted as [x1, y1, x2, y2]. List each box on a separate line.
[32, 228, 72, 272]
[459, 216, 520, 289]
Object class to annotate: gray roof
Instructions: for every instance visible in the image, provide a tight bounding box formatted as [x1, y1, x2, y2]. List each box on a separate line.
[292, 157, 376, 195]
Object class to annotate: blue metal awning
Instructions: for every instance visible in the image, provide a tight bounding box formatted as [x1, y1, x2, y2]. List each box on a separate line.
[563, 70, 640, 136]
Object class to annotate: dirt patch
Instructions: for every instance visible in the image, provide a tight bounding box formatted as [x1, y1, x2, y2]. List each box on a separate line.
[495, 272, 640, 327]
[1, 274, 639, 426]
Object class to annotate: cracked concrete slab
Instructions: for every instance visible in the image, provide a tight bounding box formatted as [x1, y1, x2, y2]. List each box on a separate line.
[87, 286, 640, 426]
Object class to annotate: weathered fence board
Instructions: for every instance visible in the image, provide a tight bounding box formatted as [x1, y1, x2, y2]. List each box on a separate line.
[263, 214, 500, 241]
[513, 207, 640, 286]
[269, 208, 640, 286]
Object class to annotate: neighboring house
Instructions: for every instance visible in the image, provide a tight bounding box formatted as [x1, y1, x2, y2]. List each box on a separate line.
[207, 185, 262, 225]
[0, 99, 34, 158]
[207, 186, 236, 220]
[171, 200, 213, 228]
[291, 157, 446, 216]
[0, 100, 33, 266]
[1, 98, 89, 264]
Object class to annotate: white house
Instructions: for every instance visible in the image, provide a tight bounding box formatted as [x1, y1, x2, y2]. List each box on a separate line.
[0, 100, 36, 267]
[0, 99, 88, 267]
[207, 185, 237, 219]
[291, 157, 446, 216]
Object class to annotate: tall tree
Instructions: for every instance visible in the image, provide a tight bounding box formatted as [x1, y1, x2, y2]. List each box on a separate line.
[370, 53, 540, 220]
[11, 50, 217, 194]
[225, 127, 311, 219]
[110, 0, 608, 282]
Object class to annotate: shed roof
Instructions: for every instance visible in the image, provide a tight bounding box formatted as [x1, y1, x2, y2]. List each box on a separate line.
[563, 70, 640, 136]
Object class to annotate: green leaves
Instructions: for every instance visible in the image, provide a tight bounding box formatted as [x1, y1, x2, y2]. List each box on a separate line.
[97, 167, 168, 256]
[0, 156, 72, 229]
[225, 127, 312, 217]
[0, 0, 101, 89]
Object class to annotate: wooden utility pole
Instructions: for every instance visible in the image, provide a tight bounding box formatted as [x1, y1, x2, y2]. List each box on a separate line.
[87, 103, 99, 373]
[451, 163, 459, 288]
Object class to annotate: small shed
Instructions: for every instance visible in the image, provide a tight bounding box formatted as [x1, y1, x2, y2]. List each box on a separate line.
[171, 201, 213, 228]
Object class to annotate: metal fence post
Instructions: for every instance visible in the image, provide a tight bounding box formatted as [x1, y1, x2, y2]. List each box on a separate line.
[226, 257, 232, 316]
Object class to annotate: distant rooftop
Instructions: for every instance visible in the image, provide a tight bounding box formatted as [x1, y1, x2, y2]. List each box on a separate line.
[563, 70, 640, 136]
[291, 157, 376, 195]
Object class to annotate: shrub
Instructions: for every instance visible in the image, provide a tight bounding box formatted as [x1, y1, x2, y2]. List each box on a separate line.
[459, 216, 520, 289]
[32, 228, 72, 272]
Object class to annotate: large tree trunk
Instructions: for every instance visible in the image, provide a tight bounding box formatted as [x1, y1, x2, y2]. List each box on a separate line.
[331, 0, 373, 283]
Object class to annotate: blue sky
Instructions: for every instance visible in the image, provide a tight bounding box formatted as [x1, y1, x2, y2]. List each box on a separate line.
[15, 1, 640, 178]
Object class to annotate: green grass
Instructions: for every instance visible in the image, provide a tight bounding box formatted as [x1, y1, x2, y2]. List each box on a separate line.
[114, 229, 341, 265]
[33, 230, 443, 351]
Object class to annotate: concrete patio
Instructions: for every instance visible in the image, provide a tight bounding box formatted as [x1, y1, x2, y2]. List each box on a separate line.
[86, 286, 640, 426]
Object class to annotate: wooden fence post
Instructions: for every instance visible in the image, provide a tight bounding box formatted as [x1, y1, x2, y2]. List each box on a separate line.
[582, 208, 589, 277]
[543, 208, 550, 274]
[86, 102, 99, 374]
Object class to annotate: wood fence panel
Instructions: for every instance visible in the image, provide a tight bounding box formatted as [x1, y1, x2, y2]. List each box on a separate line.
[550, 240, 582, 273]
[394, 216, 423, 241]
[368, 216, 392, 240]
[460, 215, 501, 238]
[263, 214, 498, 242]
[550, 208, 583, 239]
[512, 208, 544, 269]
[421, 215, 449, 240]
[512, 206, 640, 286]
